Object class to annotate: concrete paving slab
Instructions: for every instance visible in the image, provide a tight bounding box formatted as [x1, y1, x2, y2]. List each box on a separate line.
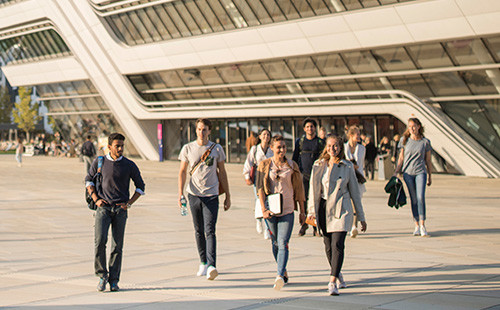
[1, 155, 500, 309]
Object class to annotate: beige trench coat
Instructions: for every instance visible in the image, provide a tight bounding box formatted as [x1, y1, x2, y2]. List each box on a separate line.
[307, 159, 365, 233]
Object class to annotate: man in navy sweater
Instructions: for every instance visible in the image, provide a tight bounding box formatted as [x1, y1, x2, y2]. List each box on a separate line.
[85, 133, 145, 292]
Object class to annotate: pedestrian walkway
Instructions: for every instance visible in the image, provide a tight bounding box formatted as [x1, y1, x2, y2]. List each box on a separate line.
[1, 155, 499, 309]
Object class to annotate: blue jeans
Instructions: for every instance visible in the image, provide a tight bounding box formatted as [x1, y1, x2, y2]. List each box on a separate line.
[188, 194, 219, 267]
[403, 173, 427, 222]
[265, 213, 294, 277]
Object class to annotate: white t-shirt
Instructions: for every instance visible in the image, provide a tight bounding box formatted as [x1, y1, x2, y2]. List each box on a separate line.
[179, 141, 226, 197]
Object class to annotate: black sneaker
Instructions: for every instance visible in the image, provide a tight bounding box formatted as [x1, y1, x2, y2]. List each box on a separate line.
[298, 224, 308, 236]
[110, 281, 120, 292]
[97, 276, 108, 292]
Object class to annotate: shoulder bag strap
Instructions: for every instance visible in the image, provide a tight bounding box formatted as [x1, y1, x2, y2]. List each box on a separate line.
[189, 142, 217, 176]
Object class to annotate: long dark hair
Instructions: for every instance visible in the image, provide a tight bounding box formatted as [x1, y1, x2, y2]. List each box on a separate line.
[257, 128, 271, 145]
[403, 118, 424, 145]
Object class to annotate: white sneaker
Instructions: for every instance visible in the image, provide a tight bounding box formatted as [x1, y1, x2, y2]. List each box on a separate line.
[196, 263, 207, 276]
[273, 276, 284, 291]
[328, 282, 339, 295]
[207, 266, 218, 280]
[350, 227, 358, 238]
[264, 228, 270, 240]
[256, 220, 263, 234]
[413, 226, 420, 236]
[337, 272, 347, 289]
[420, 226, 429, 237]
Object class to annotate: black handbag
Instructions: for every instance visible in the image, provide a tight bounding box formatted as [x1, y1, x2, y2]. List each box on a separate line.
[349, 159, 367, 184]
[85, 156, 104, 210]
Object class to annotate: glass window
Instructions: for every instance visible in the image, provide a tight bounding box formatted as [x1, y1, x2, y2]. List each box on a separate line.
[261, 60, 294, 80]
[342, 51, 382, 73]
[291, 0, 315, 17]
[238, 63, 269, 81]
[151, 6, 180, 39]
[108, 15, 134, 45]
[357, 77, 385, 90]
[360, 0, 380, 8]
[246, 0, 272, 24]
[459, 70, 498, 95]
[50, 30, 70, 55]
[277, 0, 300, 20]
[372, 47, 416, 71]
[200, 68, 224, 85]
[158, 71, 185, 87]
[313, 53, 350, 76]
[184, 1, 213, 34]
[342, 0, 362, 10]
[164, 5, 193, 37]
[408, 43, 453, 68]
[232, 0, 260, 27]
[440, 100, 500, 161]
[179, 68, 204, 86]
[135, 8, 163, 42]
[309, 0, 331, 15]
[260, 0, 287, 22]
[446, 39, 495, 66]
[129, 75, 151, 93]
[174, 2, 203, 35]
[207, 0, 236, 30]
[485, 36, 500, 62]
[327, 79, 361, 92]
[300, 81, 332, 93]
[219, 0, 248, 28]
[387, 74, 434, 97]
[423, 72, 471, 96]
[23, 34, 43, 58]
[127, 10, 154, 43]
[286, 56, 321, 77]
[195, 1, 225, 32]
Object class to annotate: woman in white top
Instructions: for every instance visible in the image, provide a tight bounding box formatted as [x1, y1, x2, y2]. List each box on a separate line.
[243, 129, 273, 238]
[344, 125, 366, 238]
[15, 138, 23, 167]
[308, 135, 367, 295]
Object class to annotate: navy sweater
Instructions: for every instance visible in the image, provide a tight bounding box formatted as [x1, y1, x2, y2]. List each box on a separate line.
[85, 156, 145, 204]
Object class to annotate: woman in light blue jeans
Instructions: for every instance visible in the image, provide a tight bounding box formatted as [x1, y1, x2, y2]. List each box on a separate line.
[257, 135, 305, 290]
[395, 118, 432, 237]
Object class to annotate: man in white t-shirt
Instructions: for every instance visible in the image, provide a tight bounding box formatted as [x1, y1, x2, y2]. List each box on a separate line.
[178, 118, 231, 281]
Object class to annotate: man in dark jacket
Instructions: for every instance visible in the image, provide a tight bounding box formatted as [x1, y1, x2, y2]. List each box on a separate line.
[292, 118, 325, 236]
[364, 136, 378, 180]
[81, 135, 96, 173]
[85, 133, 145, 292]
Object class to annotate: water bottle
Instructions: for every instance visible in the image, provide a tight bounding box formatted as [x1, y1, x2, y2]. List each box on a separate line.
[180, 195, 188, 216]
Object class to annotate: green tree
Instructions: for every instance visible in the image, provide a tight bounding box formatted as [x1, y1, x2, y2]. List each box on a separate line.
[0, 85, 13, 123]
[12, 86, 41, 141]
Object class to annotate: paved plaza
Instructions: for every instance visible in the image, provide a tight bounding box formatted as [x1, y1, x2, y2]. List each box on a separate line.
[0, 155, 499, 310]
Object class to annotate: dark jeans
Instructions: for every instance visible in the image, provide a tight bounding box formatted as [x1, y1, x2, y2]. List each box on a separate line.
[188, 194, 219, 267]
[365, 160, 375, 180]
[318, 199, 347, 277]
[95, 205, 128, 282]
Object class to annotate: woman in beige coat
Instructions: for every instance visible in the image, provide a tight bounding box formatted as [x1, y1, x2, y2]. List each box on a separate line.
[307, 135, 367, 296]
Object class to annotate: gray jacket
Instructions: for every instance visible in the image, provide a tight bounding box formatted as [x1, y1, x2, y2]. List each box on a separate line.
[307, 159, 365, 233]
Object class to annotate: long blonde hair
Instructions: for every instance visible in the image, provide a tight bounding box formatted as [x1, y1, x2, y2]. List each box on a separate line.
[318, 135, 345, 162]
[403, 118, 424, 145]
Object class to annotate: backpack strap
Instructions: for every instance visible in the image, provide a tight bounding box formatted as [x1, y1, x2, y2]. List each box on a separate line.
[97, 156, 104, 174]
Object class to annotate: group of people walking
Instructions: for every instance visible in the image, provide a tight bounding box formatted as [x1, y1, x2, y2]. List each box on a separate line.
[84, 117, 432, 296]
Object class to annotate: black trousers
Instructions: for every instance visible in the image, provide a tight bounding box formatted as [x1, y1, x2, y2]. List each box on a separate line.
[188, 194, 219, 268]
[318, 199, 347, 277]
[365, 160, 375, 180]
[95, 205, 128, 282]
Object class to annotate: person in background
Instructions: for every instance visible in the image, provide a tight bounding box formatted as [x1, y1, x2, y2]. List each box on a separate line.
[257, 135, 305, 290]
[81, 135, 96, 173]
[378, 136, 391, 155]
[293, 118, 325, 237]
[307, 135, 367, 295]
[246, 131, 258, 153]
[395, 118, 432, 237]
[318, 127, 327, 140]
[243, 129, 273, 239]
[15, 137, 23, 167]
[390, 134, 401, 168]
[364, 136, 377, 180]
[344, 126, 366, 238]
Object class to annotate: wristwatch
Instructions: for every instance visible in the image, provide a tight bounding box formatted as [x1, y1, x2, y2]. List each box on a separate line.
[126, 203, 132, 209]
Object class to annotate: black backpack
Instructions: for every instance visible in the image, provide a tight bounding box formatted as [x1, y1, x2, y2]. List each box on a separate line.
[85, 156, 104, 210]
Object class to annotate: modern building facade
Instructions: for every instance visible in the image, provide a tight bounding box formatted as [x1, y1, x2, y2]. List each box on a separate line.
[0, 0, 499, 177]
